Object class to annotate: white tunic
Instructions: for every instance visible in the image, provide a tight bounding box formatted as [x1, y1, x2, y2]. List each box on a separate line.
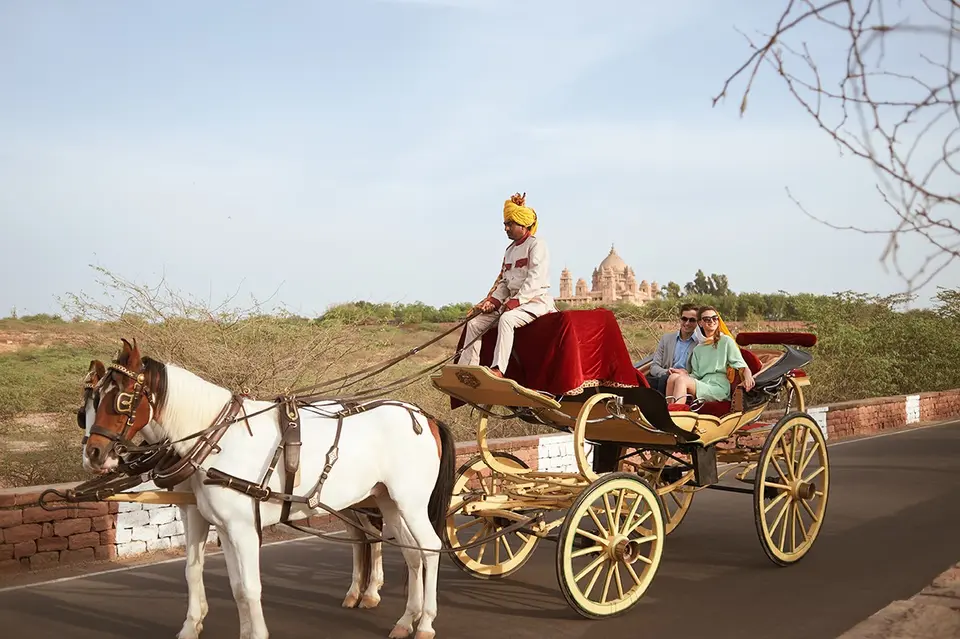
[490, 235, 556, 315]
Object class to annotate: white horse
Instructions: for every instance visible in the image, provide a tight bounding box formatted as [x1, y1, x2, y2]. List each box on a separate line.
[79, 359, 390, 632]
[81, 340, 455, 639]
[77, 360, 384, 639]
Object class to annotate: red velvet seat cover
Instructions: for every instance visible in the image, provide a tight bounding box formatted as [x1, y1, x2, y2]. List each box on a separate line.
[450, 309, 648, 410]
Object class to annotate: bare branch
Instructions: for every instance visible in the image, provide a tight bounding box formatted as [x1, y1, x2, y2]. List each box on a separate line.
[717, 0, 960, 293]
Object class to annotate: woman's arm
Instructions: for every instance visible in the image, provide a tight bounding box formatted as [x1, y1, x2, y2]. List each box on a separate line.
[725, 336, 755, 390]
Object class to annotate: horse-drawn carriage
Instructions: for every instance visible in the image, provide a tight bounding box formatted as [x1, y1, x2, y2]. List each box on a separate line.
[48, 306, 828, 637]
[432, 308, 829, 619]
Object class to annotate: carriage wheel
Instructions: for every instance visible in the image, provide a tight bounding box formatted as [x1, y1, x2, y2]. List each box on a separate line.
[556, 472, 665, 619]
[754, 412, 830, 566]
[621, 449, 695, 535]
[444, 452, 540, 579]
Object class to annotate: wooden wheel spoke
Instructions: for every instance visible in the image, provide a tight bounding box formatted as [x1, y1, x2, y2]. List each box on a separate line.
[614, 564, 625, 599]
[576, 553, 608, 584]
[798, 443, 818, 477]
[764, 489, 790, 514]
[576, 528, 608, 545]
[769, 496, 790, 537]
[475, 528, 490, 563]
[587, 503, 610, 537]
[463, 522, 489, 548]
[623, 491, 642, 533]
[777, 502, 788, 551]
[613, 489, 627, 534]
[601, 561, 615, 603]
[779, 437, 796, 481]
[454, 517, 484, 534]
[500, 535, 516, 560]
[771, 457, 791, 484]
[625, 560, 643, 585]
[624, 510, 653, 536]
[789, 503, 797, 553]
[800, 496, 820, 523]
[803, 465, 825, 483]
[796, 426, 809, 465]
[795, 503, 809, 542]
[765, 481, 792, 491]
[571, 544, 604, 559]
[603, 493, 617, 535]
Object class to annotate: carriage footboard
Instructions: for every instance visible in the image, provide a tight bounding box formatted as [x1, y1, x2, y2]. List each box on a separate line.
[691, 445, 719, 487]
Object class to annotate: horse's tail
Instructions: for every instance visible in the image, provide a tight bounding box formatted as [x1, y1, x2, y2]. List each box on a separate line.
[427, 417, 457, 538]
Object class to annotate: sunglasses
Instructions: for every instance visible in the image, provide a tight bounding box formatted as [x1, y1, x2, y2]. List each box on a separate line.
[700, 315, 719, 323]
[680, 317, 698, 323]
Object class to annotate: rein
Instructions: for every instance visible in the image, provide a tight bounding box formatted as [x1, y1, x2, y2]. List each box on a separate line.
[102, 310, 498, 458]
[49, 308, 518, 556]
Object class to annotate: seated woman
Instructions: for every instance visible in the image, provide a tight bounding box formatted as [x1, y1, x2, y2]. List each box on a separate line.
[665, 306, 755, 405]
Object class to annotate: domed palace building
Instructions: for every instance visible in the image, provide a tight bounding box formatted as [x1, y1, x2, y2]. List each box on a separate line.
[557, 245, 660, 306]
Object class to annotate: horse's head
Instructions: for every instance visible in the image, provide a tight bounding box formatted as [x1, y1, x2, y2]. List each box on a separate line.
[84, 338, 161, 474]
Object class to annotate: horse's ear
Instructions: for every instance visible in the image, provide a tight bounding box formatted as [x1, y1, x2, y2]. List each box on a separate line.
[118, 338, 142, 369]
[92, 360, 106, 379]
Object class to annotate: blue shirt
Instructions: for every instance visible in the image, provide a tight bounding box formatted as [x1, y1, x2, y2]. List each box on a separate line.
[672, 334, 697, 369]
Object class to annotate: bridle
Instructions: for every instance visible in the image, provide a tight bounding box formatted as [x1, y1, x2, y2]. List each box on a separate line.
[85, 362, 156, 453]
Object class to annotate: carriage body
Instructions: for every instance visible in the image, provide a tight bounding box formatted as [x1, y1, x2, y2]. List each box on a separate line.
[431, 309, 830, 619]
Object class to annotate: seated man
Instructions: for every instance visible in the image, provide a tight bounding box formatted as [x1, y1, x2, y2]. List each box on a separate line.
[457, 192, 556, 377]
[647, 303, 703, 395]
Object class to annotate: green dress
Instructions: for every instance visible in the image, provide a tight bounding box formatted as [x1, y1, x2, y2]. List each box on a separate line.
[690, 334, 748, 402]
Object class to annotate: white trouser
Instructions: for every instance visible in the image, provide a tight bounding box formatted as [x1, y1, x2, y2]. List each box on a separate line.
[458, 307, 538, 374]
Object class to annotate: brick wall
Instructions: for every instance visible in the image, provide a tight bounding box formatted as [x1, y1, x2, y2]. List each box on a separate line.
[2, 388, 959, 577]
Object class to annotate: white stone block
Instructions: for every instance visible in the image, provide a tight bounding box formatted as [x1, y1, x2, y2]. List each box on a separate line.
[207, 529, 219, 543]
[115, 527, 133, 544]
[808, 406, 829, 441]
[149, 507, 177, 526]
[117, 502, 142, 513]
[117, 510, 150, 528]
[117, 541, 147, 557]
[174, 508, 182, 521]
[132, 524, 159, 542]
[159, 521, 185, 538]
[171, 534, 186, 547]
[906, 395, 921, 424]
[147, 537, 172, 552]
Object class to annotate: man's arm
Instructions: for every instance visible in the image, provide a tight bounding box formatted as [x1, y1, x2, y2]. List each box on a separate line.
[509, 239, 550, 308]
[480, 257, 511, 311]
[649, 335, 670, 377]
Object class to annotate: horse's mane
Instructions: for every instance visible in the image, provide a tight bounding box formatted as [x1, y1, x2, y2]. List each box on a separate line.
[151, 360, 233, 445]
[142, 356, 168, 414]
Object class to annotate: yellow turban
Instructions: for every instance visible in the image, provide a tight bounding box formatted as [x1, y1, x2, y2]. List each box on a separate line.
[503, 192, 538, 235]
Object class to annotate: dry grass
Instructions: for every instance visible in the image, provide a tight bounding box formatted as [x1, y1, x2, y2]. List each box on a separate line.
[0, 313, 805, 487]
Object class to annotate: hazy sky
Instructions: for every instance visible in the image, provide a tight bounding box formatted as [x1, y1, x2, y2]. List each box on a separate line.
[2, 0, 957, 317]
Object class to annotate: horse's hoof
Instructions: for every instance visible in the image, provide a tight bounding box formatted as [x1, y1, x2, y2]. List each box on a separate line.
[388, 624, 412, 639]
[359, 594, 381, 609]
[176, 626, 200, 639]
[414, 632, 436, 639]
[341, 592, 361, 609]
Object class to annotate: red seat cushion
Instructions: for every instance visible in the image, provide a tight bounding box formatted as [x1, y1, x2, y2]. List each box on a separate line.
[697, 401, 731, 417]
[741, 347, 763, 374]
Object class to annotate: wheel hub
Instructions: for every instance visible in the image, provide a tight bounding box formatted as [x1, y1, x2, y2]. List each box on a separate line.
[610, 536, 643, 565]
[793, 480, 816, 501]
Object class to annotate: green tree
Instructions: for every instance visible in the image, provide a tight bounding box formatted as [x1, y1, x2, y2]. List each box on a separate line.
[684, 270, 732, 296]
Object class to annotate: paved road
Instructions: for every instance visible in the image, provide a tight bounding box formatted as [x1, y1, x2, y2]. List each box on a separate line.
[3, 421, 959, 639]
